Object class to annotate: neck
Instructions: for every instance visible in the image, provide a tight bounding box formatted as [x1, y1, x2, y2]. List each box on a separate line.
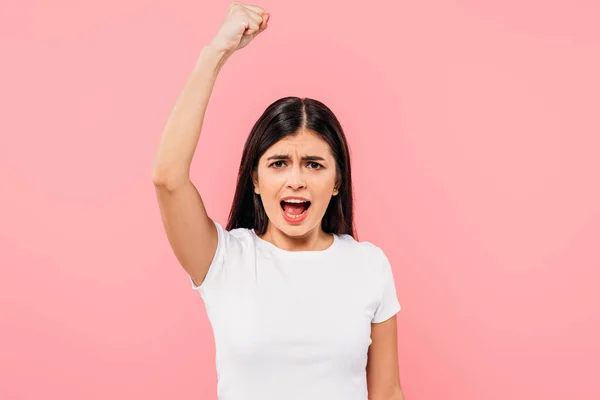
[260, 224, 334, 252]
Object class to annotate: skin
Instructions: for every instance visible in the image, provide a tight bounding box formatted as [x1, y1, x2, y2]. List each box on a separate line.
[252, 127, 405, 399]
[154, 0, 404, 396]
[252, 128, 339, 251]
[368, 315, 406, 400]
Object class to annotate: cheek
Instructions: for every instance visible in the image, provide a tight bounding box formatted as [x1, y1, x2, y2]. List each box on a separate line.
[257, 173, 284, 200]
[311, 176, 338, 202]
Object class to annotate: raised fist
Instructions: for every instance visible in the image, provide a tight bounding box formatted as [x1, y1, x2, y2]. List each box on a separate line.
[210, 2, 270, 56]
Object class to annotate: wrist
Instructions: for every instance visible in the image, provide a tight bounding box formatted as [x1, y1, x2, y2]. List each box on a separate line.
[196, 43, 232, 73]
[205, 42, 233, 60]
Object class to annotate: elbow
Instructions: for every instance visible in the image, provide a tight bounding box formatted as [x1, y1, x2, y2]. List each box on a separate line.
[151, 168, 188, 191]
[151, 170, 169, 187]
[151, 168, 170, 187]
[151, 152, 189, 189]
[152, 152, 191, 189]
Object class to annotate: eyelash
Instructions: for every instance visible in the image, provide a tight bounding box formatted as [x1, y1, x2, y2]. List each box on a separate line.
[269, 161, 323, 170]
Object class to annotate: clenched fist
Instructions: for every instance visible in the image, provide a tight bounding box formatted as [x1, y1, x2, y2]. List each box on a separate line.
[210, 2, 270, 56]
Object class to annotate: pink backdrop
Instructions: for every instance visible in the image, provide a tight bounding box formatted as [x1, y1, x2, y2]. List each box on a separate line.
[2, 0, 599, 399]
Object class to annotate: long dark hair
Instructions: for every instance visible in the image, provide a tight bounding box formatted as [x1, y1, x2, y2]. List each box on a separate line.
[225, 96, 356, 239]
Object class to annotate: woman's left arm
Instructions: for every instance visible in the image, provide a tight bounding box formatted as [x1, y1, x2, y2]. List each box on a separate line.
[366, 314, 406, 400]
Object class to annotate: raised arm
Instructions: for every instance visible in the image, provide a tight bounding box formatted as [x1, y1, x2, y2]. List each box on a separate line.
[151, 2, 269, 286]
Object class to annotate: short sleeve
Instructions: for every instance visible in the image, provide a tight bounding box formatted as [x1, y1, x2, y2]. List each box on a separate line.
[189, 220, 229, 291]
[371, 249, 402, 323]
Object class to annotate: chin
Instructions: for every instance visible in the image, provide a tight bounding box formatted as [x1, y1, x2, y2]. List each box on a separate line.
[280, 218, 321, 238]
[277, 222, 308, 235]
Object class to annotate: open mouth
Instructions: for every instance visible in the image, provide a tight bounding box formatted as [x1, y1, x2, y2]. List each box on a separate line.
[280, 199, 311, 218]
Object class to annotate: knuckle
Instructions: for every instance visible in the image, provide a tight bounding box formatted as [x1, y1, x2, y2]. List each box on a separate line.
[232, 9, 246, 20]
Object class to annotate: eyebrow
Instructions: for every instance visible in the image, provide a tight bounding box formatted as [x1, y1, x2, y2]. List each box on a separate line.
[266, 154, 326, 162]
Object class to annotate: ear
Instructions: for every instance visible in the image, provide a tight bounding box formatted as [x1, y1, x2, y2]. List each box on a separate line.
[252, 170, 260, 195]
[333, 178, 340, 196]
[333, 173, 341, 196]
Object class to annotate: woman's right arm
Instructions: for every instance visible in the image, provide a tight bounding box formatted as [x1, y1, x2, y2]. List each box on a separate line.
[152, 45, 230, 287]
[152, 2, 268, 287]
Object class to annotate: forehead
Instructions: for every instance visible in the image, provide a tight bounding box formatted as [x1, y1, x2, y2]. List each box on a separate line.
[263, 129, 332, 156]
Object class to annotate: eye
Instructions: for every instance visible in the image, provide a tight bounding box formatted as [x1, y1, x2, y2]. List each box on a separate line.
[270, 160, 286, 168]
[307, 162, 323, 169]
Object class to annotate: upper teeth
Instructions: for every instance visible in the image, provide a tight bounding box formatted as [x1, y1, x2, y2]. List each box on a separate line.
[284, 199, 307, 203]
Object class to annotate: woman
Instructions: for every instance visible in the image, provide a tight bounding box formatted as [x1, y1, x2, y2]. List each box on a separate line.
[152, 2, 406, 399]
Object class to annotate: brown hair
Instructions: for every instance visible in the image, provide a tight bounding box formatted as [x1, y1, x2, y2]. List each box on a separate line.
[226, 96, 356, 239]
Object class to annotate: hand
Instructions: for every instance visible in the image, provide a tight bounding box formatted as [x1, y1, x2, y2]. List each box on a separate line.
[210, 2, 270, 56]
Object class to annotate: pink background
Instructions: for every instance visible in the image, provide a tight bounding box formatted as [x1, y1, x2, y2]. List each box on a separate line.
[2, 0, 599, 399]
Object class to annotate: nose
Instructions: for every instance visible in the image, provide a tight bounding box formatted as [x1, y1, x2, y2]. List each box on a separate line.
[286, 165, 306, 190]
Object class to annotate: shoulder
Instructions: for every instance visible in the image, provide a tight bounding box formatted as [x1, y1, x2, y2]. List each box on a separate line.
[228, 226, 255, 241]
[335, 233, 387, 263]
[215, 221, 256, 249]
[333, 234, 392, 287]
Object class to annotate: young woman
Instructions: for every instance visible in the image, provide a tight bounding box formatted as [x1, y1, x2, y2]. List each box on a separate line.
[152, 2, 406, 399]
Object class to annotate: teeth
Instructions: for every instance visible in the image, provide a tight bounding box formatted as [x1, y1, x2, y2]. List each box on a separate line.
[283, 199, 308, 203]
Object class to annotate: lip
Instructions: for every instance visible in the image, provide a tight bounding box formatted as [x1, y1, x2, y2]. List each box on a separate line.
[280, 202, 311, 224]
[279, 196, 311, 224]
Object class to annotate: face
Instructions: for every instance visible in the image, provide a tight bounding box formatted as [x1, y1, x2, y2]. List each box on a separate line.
[252, 129, 339, 238]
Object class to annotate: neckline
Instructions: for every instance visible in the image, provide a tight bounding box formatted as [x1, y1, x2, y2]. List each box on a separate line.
[251, 230, 339, 258]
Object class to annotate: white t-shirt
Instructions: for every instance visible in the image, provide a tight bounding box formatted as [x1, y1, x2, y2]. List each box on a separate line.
[190, 220, 401, 400]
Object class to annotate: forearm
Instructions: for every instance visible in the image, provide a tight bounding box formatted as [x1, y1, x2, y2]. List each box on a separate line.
[393, 389, 406, 400]
[152, 44, 230, 189]
[370, 388, 405, 400]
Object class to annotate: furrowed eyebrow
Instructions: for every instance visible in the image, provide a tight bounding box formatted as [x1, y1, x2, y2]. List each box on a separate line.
[266, 154, 326, 162]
